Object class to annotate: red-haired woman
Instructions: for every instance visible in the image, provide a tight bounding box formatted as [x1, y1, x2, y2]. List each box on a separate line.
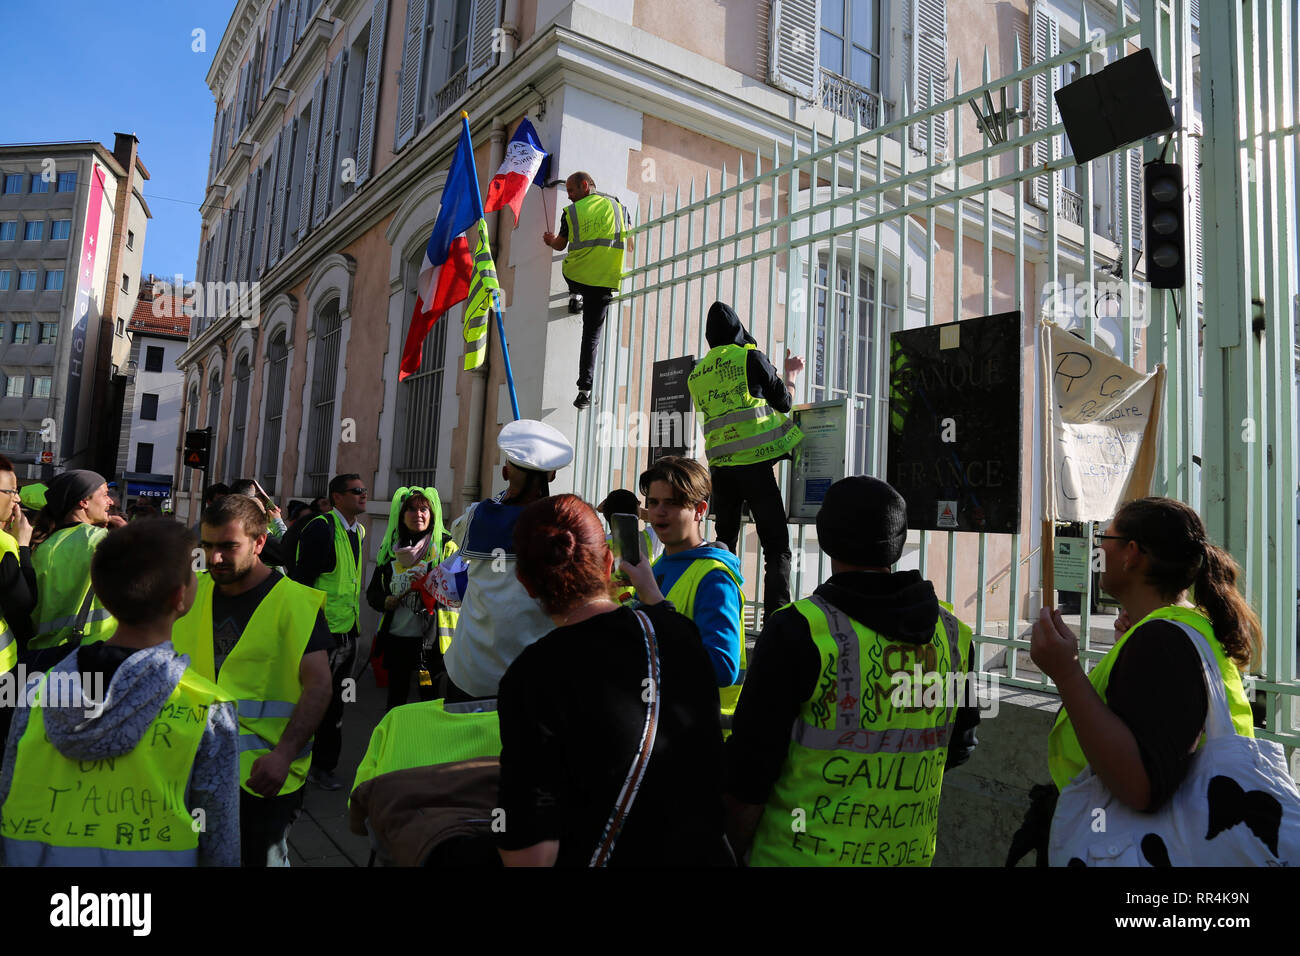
[495, 494, 733, 866]
[1031, 496, 1264, 860]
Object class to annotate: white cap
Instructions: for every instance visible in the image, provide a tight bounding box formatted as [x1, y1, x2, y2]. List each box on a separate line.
[498, 419, 573, 472]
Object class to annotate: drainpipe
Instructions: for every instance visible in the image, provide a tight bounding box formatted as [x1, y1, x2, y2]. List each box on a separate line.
[500, 0, 520, 64]
[460, 117, 510, 511]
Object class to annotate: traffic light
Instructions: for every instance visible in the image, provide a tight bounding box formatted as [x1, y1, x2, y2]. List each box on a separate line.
[183, 428, 210, 470]
[1144, 161, 1186, 289]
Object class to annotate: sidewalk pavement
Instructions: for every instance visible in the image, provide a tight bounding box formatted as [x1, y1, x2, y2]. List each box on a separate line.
[289, 654, 390, 867]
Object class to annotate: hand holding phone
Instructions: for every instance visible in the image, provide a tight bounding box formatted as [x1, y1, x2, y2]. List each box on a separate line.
[610, 513, 642, 566]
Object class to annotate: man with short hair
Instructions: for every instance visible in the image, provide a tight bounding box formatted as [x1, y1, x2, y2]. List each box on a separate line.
[229, 478, 287, 567]
[1, 519, 241, 866]
[723, 477, 979, 867]
[289, 474, 368, 790]
[542, 171, 632, 410]
[174, 495, 333, 865]
[28, 470, 122, 670]
[630, 456, 745, 729]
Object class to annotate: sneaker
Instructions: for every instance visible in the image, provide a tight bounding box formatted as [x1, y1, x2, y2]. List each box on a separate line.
[308, 768, 343, 791]
[574, 391, 591, 410]
[568, 295, 583, 314]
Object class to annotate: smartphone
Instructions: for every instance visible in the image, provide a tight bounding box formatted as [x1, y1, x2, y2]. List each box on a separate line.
[250, 478, 274, 507]
[610, 513, 641, 566]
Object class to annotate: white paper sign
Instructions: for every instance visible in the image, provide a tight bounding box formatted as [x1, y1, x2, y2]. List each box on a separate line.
[1043, 322, 1165, 521]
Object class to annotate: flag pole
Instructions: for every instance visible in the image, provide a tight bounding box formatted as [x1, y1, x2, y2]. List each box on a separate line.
[493, 289, 521, 421]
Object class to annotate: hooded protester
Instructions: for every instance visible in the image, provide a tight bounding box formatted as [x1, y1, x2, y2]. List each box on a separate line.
[365, 487, 460, 710]
[722, 476, 980, 867]
[687, 302, 805, 628]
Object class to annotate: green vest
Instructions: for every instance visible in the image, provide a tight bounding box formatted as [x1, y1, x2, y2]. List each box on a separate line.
[0, 529, 18, 675]
[1047, 605, 1254, 792]
[433, 538, 460, 654]
[350, 698, 501, 803]
[1, 665, 226, 866]
[298, 513, 364, 634]
[30, 523, 117, 650]
[659, 555, 747, 728]
[561, 193, 627, 289]
[172, 571, 326, 796]
[688, 344, 804, 467]
[749, 596, 971, 867]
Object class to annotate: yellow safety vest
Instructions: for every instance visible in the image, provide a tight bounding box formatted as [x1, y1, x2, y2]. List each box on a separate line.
[0, 529, 18, 675]
[350, 698, 501, 803]
[561, 193, 627, 289]
[172, 572, 326, 796]
[30, 524, 117, 650]
[749, 597, 971, 866]
[299, 513, 364, 634]
[688, 344, 803, 467]
[1047, 605, 1254, 792]
[658, 554, 747, 729]
[1, 665, 227, 866]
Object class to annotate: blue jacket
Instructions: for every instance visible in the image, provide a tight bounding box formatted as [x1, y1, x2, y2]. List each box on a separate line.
[652, 543, 744, 688]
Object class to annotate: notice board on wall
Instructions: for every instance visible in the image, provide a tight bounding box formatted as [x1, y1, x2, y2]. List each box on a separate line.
[886, 311, 1023, 534]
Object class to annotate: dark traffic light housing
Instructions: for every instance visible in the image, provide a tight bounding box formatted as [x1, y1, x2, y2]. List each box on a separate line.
[1144, 161, 1186, 289]
[183, 428, 211, 470]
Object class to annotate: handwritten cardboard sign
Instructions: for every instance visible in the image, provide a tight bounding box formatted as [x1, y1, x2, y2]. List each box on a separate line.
[1042, 322, 1165, 521]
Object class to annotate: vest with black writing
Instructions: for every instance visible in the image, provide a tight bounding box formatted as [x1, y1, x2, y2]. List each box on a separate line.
[749, 596, 971, 867]
[688, 344, 803, 467]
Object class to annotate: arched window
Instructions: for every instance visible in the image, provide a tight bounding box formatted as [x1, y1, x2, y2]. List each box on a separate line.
[182, 384, 199, 491]
[226, 353, 251, 483]
[391, 248, 448, 489]
[207, 370, 223, 478]
[304, 299, 341, 497]
[260, 330, 288, 495]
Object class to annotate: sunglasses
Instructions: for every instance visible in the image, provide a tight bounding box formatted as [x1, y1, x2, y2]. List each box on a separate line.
[344, 487, 368, 496]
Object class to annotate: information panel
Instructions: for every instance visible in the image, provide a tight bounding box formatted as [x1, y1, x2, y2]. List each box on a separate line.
[788, 400, 848, 524]
[649, 355, 696, 463]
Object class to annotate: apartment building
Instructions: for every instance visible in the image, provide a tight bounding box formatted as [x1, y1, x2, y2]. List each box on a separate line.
[0, 134, 150, 479]
[114, 277, 191, 510]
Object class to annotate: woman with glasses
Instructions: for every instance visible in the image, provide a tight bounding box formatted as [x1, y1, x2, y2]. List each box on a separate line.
[1030, 497, 1262, 850]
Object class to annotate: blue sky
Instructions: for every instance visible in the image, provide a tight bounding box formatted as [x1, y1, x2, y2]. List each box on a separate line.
[0, 0, 237, 281]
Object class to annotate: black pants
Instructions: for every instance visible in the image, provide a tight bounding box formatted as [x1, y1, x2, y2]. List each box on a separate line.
[240, 787, 304, 867]
[709, 461, 792, 626]
[385, 640, 445, 711]
[315, 630, 358, 774]
[567, 279, 615, 391]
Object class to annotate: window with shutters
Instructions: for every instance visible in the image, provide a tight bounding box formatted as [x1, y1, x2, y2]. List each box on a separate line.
[207, 370, 224, 478]
[336, 23, 374, 206]
[227, 353, 252, 483]
[285, 105, 312, 253]
[355, 0, 390, 187]
[260, 329, 289, 495]
[305, 299, 342, 497]
[392, 248, 448, 489]
[183, 385, 199, 491]
[1027, 1, 1059, 210]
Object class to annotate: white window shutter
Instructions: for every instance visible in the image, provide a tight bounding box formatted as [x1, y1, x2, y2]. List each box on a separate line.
[908, 0, 948, 157]
[242, 169, 260, 280]
[297, 0, 315, 39]
[467, 0, 504, 86]
[1128, 149, 1142, 253]
[394, 0, 428, 152]
[268, 124, 293, 267]
[316, 50, 347, 225]
[283, 0, 300, 68]
[767, 0, 818, 100]
[223, 209, 238, 282]
[258, 145, 280, 276]
[234, 185, 250, 281]
[356, 0, 389, 188]
[233, 65, 247, 136]
[263, 2, 284, 96]
[206, 110, 222, 186]
[1191, 125, 1202, 280]
[298, 78, 325, 244]
[1027, 1, 1059, 209]
[249, 29, 265, 117]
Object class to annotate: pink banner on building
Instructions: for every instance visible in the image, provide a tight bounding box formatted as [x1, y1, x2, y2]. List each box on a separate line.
[61, 163, 106, 458]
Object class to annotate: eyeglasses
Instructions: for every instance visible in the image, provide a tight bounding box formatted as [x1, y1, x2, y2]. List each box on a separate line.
[344, 487, 368, 496]
[0, 489, 19, 498]
[1092, 533, 1129, 544]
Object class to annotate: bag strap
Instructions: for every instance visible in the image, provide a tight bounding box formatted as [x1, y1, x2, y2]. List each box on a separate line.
[67, 584, 98, 651]
[1167, 619, 1238, 741]
[590, 608, 662, 867]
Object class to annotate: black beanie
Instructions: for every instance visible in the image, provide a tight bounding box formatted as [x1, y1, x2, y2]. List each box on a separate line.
[816, 476, 908, 567]
[45, 469, 107, 520]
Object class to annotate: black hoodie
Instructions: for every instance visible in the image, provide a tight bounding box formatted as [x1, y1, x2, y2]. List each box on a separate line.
[704, 302, 793, 414]
[724, 570, 980, 803]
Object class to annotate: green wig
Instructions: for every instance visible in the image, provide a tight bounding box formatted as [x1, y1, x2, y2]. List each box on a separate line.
[377, 486, 446, 565]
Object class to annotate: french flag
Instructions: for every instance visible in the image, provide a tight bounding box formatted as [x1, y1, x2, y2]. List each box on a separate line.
[483, 117, 550, 226]
[400, 116, 482, 380]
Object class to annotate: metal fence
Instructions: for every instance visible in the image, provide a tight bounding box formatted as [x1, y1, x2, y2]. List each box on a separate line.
[569, 0, 1300, 750]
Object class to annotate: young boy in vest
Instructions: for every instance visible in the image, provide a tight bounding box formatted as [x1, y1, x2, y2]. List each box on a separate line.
[723, 477, 980, 866]
[0, 519, 241, 866]
[180, 494, 334, 866]
[631, 456, 746, 728]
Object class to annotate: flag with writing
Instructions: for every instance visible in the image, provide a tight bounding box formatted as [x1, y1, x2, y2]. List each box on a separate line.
[400, 114, 502, 379]
[483, 117, 550, 227]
